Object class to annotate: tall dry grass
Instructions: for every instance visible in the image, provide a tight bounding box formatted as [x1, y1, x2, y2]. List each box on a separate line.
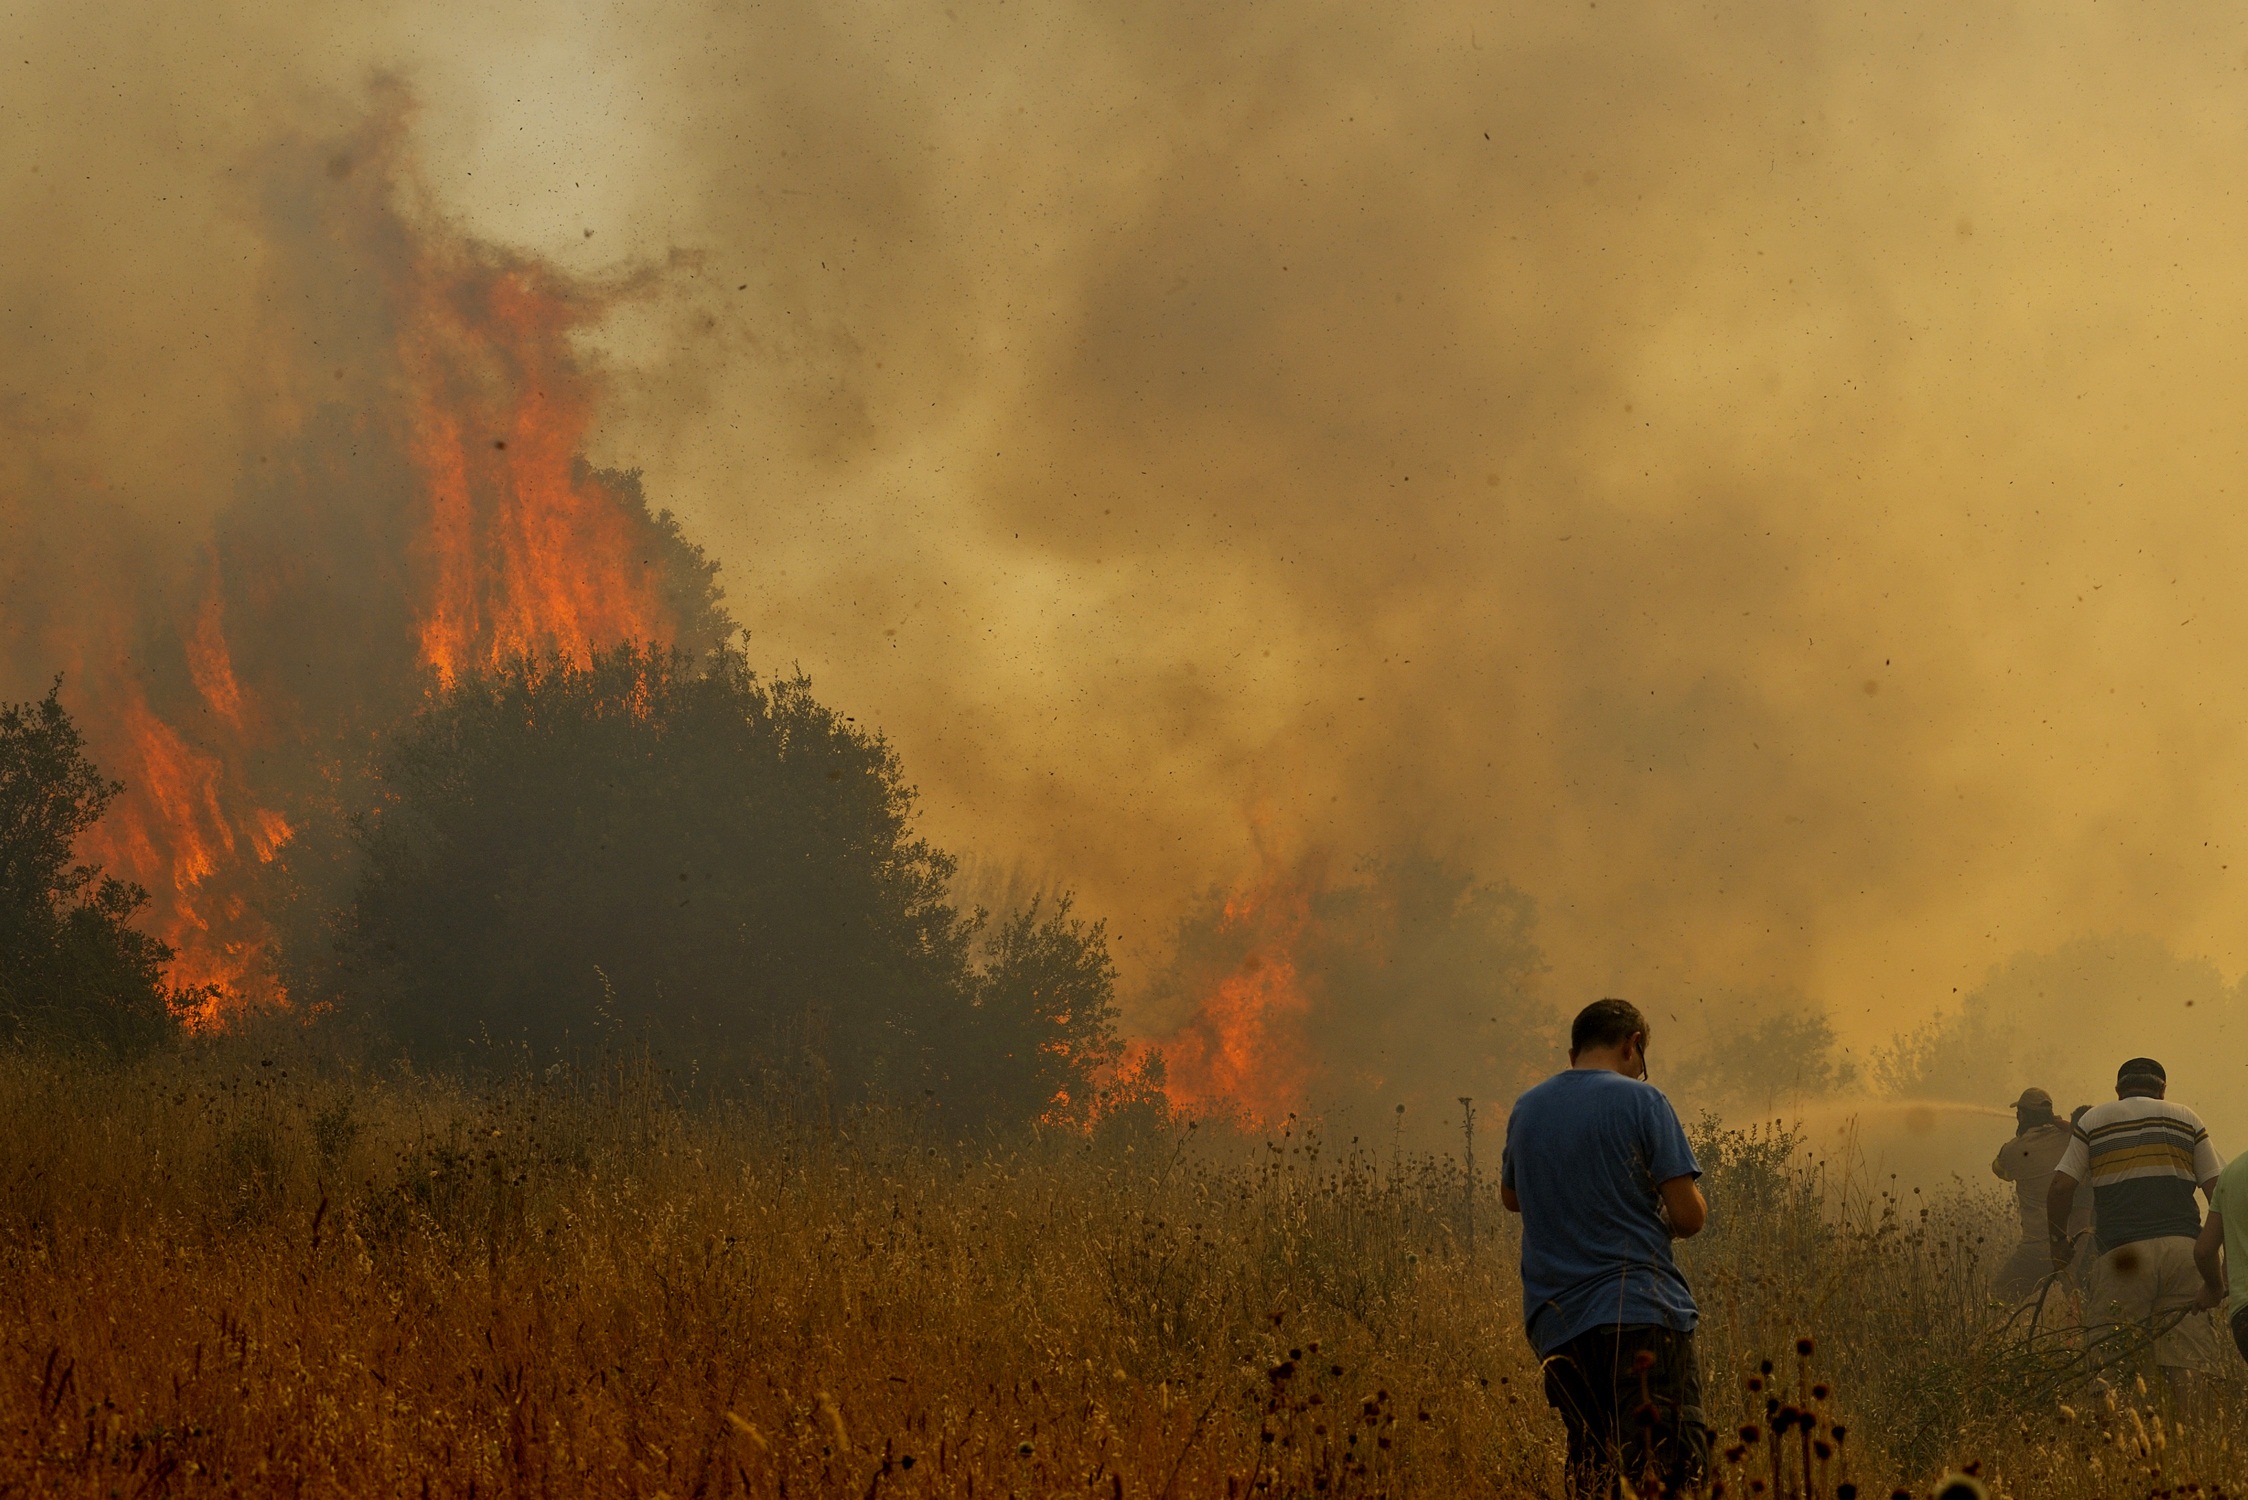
[0, 1034, 2243, 1498]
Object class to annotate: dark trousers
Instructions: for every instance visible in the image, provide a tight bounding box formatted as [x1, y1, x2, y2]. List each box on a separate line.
[2231, 1305, 2248, 1364]
[1541, 1324, 1710, 1500]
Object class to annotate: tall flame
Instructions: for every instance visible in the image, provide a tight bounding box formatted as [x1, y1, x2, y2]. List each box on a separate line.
[406, 263, 671, 687]
[74, 671, 291, 1021]
[185, 586, 248, 736]
[47, 130, 690, 1027]
[1152, 872, 1318, 1127]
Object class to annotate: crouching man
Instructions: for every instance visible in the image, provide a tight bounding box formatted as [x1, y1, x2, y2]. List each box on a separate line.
[1503, 998, 1710, 1499]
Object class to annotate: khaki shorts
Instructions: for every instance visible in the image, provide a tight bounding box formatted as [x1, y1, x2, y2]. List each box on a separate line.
[2082, 1236, 2223, 1372]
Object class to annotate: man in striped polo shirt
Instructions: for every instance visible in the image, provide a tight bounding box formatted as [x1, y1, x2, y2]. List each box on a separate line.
[2049, 1057, 2225, 1400]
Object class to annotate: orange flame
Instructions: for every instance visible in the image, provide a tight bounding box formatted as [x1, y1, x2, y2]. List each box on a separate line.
[1152, 873, 1319, 1128]
[185, 583, 247, 734]
[405, 261, 669, 685]
[74, 678, 289, 1024]
[54, 164, 680, 1026]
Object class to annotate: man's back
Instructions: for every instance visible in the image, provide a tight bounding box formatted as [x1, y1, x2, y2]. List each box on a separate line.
[1993, 1120, 2074, 1240]
[1501, 1068, 1700, 1356]
[2057, 1095, 2221, 1253]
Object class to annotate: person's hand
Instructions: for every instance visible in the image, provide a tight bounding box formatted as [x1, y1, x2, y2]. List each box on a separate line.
[2194, 1281, 2226, 1311]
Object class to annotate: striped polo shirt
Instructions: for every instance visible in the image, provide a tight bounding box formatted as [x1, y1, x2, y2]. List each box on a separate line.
[2054, 1096, 2223, 1253]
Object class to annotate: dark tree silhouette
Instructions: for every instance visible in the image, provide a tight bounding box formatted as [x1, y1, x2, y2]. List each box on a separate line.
[341, 644, 1119, 1123]
[952, 894, 1123, 1127]
[0, 684, 181, 1053]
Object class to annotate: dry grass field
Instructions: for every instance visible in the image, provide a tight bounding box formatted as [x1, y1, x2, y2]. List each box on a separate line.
[3, 1034, 2247, 1498]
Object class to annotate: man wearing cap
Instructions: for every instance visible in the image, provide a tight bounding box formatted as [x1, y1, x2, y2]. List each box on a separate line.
[1991, 1087, 2078, 1301]
[2049, 1058, 2225, 1403]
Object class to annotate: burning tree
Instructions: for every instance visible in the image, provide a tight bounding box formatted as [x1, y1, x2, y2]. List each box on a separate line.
[6, 107, 731, 1025]
[0, 684, 183, 1055]
[0, 105, 1129, 1125]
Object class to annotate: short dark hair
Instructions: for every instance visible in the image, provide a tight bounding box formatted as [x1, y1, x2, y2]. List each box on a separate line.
[1571, 998, 1650, 1056]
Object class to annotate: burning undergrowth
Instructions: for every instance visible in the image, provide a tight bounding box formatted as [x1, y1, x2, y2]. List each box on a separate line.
[1141, 848, 1550, 1135]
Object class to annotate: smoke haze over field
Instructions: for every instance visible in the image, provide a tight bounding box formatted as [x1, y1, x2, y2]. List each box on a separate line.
[13, 0, 2248, 1100]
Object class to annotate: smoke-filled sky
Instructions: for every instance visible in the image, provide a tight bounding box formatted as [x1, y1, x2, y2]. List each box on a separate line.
[11, 0, 2248, 1061]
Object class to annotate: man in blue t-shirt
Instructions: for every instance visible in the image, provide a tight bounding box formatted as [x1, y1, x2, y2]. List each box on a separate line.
[1502, 998, 1708, 1499]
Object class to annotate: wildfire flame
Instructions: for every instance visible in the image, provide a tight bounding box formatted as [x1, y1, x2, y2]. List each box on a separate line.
[185, 585, 248, 735]
[51, 129, 687, 1027]
[406, 262, 671, 687]
[74, 676, 291, 1020]
[1151, 870, 1319, 1128]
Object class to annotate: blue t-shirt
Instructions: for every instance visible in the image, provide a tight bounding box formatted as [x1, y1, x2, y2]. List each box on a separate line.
[1500, 1068, 1702, 1357]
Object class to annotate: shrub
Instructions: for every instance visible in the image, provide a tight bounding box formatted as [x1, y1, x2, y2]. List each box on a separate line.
[0, 683, 182, 1055]
[340, 644, 1119, 1124]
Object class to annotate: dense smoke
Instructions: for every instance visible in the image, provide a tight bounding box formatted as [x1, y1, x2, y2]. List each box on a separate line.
[11, 1, 2248, 1120]
[580, 0, 2248, 1071]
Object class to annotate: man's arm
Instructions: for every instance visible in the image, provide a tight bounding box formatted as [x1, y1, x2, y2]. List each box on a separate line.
[2047, 1171, 2079, 1268]
[2195, 1209, 2226, 1309]
[1502, 1183, 1521, 1213]
[1658, 1175, 1706, 1238]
